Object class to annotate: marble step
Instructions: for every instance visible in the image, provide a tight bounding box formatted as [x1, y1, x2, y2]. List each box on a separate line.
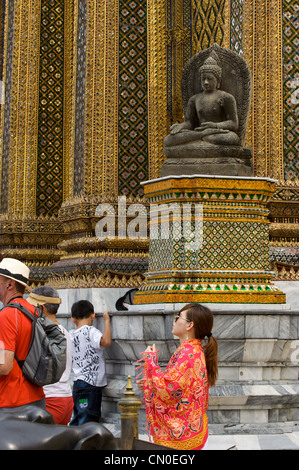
[209, 382, 299, 408]
[209, 383, 299, 408]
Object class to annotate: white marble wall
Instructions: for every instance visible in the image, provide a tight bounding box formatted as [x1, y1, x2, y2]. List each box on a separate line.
[55, 287, 130, 316]
[15, 282, 299, 433]
[275, 281, 299, 310]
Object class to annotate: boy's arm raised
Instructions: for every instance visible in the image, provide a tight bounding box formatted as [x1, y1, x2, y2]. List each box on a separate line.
[100, 311, 112, 347]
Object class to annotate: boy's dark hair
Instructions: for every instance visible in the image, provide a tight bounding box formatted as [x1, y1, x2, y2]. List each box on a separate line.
[71, 300, 94, 320]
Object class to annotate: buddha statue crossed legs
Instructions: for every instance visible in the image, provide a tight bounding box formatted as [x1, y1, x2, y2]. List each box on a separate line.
[165, 52, 240, 148]
[162, 44, 253, 177]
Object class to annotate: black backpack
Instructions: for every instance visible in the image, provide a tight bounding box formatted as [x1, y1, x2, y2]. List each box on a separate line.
[6, 302, 67, 387]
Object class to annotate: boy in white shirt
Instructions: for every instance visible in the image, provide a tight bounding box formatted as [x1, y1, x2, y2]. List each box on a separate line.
[27, 286, 73, 425]
[69, 300, 111, 425]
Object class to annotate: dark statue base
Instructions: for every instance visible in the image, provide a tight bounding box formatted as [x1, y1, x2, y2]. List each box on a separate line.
[161, 147, 253, 177]
[0, 405, 118, 450]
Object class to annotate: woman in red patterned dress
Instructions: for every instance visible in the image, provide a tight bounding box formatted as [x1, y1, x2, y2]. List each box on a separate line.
[137, 303, 218, 450]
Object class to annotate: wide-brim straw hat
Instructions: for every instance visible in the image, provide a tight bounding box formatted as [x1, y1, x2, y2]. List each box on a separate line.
[27, 292, 62, 307]
[0, 258, 30, 287]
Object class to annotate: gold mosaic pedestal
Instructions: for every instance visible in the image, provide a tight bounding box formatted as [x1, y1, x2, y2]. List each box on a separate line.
[134, 175, 286, 304]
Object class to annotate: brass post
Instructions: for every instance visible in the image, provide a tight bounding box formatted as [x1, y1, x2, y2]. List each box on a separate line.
[118, 375, 142, 450]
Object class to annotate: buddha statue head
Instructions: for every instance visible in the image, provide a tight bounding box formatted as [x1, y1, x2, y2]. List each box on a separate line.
[198, 51, 222, 89]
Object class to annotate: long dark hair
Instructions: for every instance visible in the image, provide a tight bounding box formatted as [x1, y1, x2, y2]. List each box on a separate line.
[180, 303, 218, 387]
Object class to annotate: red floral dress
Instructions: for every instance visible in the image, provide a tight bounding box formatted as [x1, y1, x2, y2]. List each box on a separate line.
[141, 339, 209, 450]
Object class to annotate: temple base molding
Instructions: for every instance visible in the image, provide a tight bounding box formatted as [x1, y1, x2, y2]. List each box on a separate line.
[134, 174, 286, 305]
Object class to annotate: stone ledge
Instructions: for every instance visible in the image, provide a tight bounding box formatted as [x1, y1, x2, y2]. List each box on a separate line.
[128, 303, 294, 313]
[209, 384, 299, 408]
[208, 422, 299, 435]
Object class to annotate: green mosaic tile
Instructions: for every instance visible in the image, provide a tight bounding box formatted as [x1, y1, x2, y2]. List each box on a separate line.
[283, 0, 299, 179]
[118, 0, 148, 197]
[230, 0, 243, 54]
[37, 0, 64, 216]
[148, 219, 270, 272]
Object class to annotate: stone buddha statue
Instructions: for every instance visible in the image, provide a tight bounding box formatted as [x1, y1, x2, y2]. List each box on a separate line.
[161, 44, 253, 177]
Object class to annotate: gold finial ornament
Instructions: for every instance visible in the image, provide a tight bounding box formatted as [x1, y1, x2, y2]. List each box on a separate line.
[118, 375, 142, 450]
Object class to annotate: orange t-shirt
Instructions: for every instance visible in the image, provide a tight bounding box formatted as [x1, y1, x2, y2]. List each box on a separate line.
[0, 297, 45, 407]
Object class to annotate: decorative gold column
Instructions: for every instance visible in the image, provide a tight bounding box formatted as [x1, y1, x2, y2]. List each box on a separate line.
[240, 0, 299, 281]
[65, 0, 119, 201]
[0, 0, 40, 217]
[59, 0, 120, 215]
[147, 0, 168, 180]
[83, 0, 119, 198]
[192, 0, 226, 53]
[54, 1, 148, 288]
[147, 0, 228, 181]
[63, 1, 76, 203]
[0, 1, 65, 282]
[242, 0, 284, 179]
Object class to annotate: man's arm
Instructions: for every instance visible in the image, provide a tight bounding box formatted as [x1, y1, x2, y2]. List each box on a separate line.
[0, 349, 14, 376]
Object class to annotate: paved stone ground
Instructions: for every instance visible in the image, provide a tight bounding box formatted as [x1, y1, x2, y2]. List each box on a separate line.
[137, 432, 299, 450]
[205, 432, 299, 450]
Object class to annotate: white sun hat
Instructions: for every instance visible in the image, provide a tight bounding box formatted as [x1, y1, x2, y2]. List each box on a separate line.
[0, 258, 30, 286]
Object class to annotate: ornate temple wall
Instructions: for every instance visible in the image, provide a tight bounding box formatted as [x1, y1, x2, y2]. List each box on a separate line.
[0, 0, 297, 287]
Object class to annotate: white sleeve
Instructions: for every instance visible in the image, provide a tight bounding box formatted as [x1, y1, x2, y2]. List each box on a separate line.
[89, 326, 103, 349]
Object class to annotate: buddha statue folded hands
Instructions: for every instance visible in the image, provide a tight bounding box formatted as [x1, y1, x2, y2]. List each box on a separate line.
[161, 44, 253, 177]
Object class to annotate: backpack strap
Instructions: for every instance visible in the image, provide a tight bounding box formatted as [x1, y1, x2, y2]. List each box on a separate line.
[5, 302, 39, 322]
[3, 302, 41, 369]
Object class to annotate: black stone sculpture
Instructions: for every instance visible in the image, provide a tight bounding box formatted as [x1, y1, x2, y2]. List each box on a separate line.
[0, 405, 118, 450]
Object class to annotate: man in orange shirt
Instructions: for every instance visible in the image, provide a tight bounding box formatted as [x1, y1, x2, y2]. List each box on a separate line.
[0, 258, 45, 410]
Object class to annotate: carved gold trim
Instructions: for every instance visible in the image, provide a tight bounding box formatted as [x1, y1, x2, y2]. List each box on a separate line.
[80, 0, 119, 197]
[268, 0, 283, 180]
[169, 0, 185, 124]
[47, 270, 145, 289]
[270, 223, 299, 238]
[142, 175, 276, 194]
[84, 0, 101, 196]
[223, 0, 231, 49]
[0, 248, 64, 262]
[191, 0, 226, 53]
[270, 242, 299, 247]
[103, 0, 119, 196]
[134, 290, 286, 304]
[271, 263, 299, 281]
[0, 0, 8, 191]
[58, 236, 149, 253]
[147, 0, 168, 179]
[243, 0, 283, 179]
[0, 1, 40, 216]
[63, 1, 76, 201]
